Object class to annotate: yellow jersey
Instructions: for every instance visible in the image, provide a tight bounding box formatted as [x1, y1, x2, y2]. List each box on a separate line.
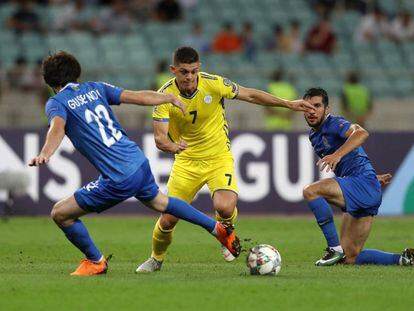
[153, 72, 239, 160]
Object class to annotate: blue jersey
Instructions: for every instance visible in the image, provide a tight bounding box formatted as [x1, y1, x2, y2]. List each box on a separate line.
[309, 115, 376, 177]
[45, 82, 146, 183]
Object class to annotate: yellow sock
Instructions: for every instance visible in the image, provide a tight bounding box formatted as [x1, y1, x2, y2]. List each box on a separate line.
[151, 218, 174, 262]
[216, 206, 238, 224]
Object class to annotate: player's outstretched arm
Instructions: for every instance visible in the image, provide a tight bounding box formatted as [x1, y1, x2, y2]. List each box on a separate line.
[120, 90, 186, 115]
[153, 120, 187, 154]
[235, 86, 315, 113]
[29, 116, 66, 167]
[317, 124, 369, 172]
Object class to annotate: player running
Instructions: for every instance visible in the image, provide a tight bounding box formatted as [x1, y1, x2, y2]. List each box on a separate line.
[302, 87, 413, 266]
[136, 46, 315, 272]
[28, 51, 241, 276]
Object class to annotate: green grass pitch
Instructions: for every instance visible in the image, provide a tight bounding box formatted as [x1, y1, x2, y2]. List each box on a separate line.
[0, 216, 413, 311]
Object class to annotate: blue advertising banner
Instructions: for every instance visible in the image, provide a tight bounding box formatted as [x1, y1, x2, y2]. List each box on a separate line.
[0, 130, 412, 215]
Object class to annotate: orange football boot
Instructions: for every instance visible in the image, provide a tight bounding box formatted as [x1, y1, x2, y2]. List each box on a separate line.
[70, 256, 109, 276]
[215, 222, 241, 258]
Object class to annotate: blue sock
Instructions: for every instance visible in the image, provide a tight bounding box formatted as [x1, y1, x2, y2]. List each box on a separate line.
[60, 219, 102, 262]
[308, 198, 340, 248]
[356, 249, 401, 265]
[165, 197, 216, 233]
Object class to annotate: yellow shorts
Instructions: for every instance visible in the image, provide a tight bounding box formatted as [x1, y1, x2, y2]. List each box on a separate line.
[167, 155, 238, 203]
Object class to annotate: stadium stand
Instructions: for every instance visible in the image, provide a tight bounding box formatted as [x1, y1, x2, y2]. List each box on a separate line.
[0, 0, 413, 130]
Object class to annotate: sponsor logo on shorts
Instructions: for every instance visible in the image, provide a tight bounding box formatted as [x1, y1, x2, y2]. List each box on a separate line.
[85, 181, 99, 191]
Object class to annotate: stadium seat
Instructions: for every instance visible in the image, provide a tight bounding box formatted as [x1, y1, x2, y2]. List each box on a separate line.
[364, 78, 393, 98]
[304, 53, 334, 74]
[392, 79, 414, 97]
[47, 34, 77, 54]
[332, 51, 356, 76]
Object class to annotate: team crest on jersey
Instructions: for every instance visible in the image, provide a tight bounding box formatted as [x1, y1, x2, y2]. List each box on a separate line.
[322, 136, 331, 148]
[204, 95, 213, 104]
[223, 78, 232, 87]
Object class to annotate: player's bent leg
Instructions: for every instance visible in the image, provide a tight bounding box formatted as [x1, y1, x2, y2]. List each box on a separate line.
[342, 213, 411, 266]
[151, 214, 178, 262]
[340, 213, 373, 264]
[213, 190, 238, 220]
[303, 179, 345, 266]
[142, 192, 241, 257]
[51, 195, 107, 276]
[213, 190, 238, 262]
[136, 215, 179, 273]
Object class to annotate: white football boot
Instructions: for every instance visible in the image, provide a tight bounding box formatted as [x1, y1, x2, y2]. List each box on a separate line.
[135, 257, 163, 273]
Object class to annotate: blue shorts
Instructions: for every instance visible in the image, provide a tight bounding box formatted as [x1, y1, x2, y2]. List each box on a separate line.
[74, 160, 159, 213]
[335, 173, 382, 218]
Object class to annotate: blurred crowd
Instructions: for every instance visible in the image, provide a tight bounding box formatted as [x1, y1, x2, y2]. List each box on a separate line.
[4, 0, 414, 54]
[1, 0, 413, 130]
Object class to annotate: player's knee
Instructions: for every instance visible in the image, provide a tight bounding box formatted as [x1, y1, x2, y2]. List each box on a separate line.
[50, 202, 65, 225]
[343, 246, 360, 265]
[303, 184, 318, 202]
[215, 201, 236, 219]
[159, 215, 178, 231]
[344, 256, 357, 265]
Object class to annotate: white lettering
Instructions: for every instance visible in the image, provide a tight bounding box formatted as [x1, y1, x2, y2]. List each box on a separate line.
[43, 138, 81, 201]
[142, 134, 173, 192]
[67, 90, 103, 110]
[273, 135, 314, 202]
[232, 134, 269, 202]
[0, 134, 39, 201]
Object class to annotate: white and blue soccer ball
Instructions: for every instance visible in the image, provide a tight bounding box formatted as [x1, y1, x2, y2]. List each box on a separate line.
[246, 244, 282, 276]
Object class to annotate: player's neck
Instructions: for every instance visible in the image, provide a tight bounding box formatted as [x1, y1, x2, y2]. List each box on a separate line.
[312, 114, 329, 132]
[53, 86, 62, 94]
[53, 80, 80, 94]
[176, 78, 198, 97]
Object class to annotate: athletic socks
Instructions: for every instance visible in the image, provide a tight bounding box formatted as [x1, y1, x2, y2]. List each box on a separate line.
[308, 197, 341, 249]
[216, 206, 238, 224]
[60, 219, 102, 262]
[355, 249, 401, 265]
[165, 196, 217, 234]
[151, 219, 174, 262]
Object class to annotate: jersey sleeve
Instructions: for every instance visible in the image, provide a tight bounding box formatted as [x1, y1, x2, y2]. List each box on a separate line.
[217, 75, 239, 99]
[99, 82, 124, 105]
[333, 117, 352, 138]
[152, 103, 170, 122]
[45, 99, 67, 124]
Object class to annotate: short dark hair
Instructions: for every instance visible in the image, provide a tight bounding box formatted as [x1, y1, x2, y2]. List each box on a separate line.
[303, 87, 329, 106]
[173, 46, 199, 65]
[42, 51, 81, 88]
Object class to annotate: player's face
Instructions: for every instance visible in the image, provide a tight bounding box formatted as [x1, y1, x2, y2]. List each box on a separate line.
[171, 62, 200, 94]
[304, 96, 329, 128]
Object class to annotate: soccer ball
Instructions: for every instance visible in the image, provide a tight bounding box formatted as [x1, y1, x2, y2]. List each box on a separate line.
[246, 244, 282, 276]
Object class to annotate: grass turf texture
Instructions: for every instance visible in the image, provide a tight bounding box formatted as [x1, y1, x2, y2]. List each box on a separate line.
[0, 216, 413, 311]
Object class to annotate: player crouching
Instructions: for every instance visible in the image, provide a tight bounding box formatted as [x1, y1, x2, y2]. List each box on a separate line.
[302, 87, 413, 267]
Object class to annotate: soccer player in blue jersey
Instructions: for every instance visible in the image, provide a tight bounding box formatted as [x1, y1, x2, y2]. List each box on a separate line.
[28, 51, 241, 276]
[302, 87, 413, 266]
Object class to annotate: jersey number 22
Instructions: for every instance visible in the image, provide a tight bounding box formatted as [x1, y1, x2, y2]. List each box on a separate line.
[85, 104, 122, 147]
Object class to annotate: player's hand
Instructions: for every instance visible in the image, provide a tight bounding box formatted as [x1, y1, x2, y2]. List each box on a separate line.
[174, 140, 187, 154]
[169, 95, 186, 116]
[286, 99, 315, 113]
[28, 154, 50, 167]
[377, 173, 392, 187]
[317, 153, 342, 173]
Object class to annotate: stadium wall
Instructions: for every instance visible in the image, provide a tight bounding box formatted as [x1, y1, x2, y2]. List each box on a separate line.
[0, 130, 412, 216]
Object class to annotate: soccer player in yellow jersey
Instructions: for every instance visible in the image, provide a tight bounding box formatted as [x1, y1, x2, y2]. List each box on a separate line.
[136, 47, 314, 272]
